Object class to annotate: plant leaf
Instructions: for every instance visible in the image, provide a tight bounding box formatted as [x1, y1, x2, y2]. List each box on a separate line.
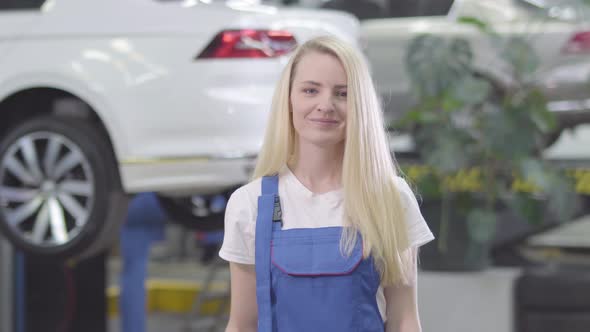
[467, 208, 497, 243]
[451, 75, 492, 106]
[518, 160, 580, 222]
[506, 193, 544, 225]
[457, 16, 492, 34]
[406, 35, 473, 98]
[479, 105, 537, 158]
[544, 171, 580, 223]
[501, 37, 540, 75]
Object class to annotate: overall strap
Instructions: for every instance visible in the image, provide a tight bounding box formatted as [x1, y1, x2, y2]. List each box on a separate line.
[255, 175, 280, 332]
[261, 174, 278, 195]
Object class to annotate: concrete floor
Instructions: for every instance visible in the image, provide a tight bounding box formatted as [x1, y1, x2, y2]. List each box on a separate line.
[108, 223, 229, 332]
[108, 215, 590, 332]
[109, 313, 201, 332]
[108, 222, 518, 332]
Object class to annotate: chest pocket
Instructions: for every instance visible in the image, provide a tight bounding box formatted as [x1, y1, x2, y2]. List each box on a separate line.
[271, 233, 363, 276]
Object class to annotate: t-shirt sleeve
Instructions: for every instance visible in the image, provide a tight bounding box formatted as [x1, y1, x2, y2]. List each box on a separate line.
[218, 187, 256, 265]
[395, 176, 435, 249]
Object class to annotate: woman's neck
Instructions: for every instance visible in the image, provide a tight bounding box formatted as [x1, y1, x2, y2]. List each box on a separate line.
[288, 140, 344, 194]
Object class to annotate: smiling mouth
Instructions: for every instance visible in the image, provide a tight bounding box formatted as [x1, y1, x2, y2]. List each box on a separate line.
[310, 119, 339, 124]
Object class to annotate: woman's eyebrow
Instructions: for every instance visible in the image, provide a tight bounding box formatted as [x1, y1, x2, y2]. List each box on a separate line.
[301, 80, 322, 86]
[300, 81, 347, 89]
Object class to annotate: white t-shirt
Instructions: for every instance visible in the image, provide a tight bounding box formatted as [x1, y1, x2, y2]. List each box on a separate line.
[219, 166, 434, 321]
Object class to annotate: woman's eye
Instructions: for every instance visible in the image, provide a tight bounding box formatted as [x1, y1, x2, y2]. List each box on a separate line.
[303, 88, 318, 94]
[337, 91, 347, 98]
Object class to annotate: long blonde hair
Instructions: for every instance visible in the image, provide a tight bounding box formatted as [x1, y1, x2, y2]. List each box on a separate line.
[253, 36, 412, 286]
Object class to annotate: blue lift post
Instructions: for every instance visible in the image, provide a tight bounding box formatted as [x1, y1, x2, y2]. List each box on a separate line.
[15, 252, 24, 332]
[120, 192, 166, 332]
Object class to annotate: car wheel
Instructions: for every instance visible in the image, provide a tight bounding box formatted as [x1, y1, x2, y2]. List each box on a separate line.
[0, 115, 124, 259]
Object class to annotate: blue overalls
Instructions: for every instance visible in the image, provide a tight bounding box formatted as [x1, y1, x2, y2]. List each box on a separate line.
[255, 175, 384, 332]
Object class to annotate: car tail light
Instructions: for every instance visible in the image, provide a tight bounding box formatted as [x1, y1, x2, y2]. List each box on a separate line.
[562, 31, 590, 54]
[197, 30, 298, 59]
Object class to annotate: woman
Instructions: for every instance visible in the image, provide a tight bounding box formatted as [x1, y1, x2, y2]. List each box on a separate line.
[219, 35, 434, 332]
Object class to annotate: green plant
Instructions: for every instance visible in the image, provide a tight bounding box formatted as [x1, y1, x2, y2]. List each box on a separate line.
[396, 18, 580, 252]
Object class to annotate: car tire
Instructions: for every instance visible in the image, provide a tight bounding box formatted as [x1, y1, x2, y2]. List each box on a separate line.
[0, 115, 125, 260]
[515, 265, 590, 332]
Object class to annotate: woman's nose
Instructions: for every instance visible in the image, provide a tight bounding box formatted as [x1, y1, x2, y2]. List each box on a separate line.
[316, 94, 335, 113]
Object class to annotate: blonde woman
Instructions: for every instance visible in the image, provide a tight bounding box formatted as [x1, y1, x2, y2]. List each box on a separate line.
[219, 36, 434, 332]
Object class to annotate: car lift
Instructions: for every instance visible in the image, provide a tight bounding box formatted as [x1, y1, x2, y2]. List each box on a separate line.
[1, 237, 15, 332]
[0, 192, 130, 332]
[0, 241, 109, 332]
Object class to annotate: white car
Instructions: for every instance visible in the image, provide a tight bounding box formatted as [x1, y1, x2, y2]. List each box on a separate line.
[360, 0, 590, 157]
[275, 0, 590, 158]
[0, 0, 359, 258]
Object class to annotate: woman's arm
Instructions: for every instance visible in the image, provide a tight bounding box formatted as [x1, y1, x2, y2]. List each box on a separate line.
[383, 247, 422, 332]
[225, 262, 258, 332]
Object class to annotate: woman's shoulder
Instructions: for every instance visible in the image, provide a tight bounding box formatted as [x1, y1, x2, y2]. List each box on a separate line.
[228, 171, 291, 210]
[392, 175, 414, 195]
[391, 175, 422, 207]
[228, 178, 263, 209]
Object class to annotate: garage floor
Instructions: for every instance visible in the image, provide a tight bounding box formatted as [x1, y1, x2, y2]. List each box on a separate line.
[107, 215, 590, 332]
[108, 223, 229, 332]
[107, 250, 521, 332]
[109, 313, 200, 332]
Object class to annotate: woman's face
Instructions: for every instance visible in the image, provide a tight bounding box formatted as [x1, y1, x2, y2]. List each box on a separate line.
[290, 51, 348, 149]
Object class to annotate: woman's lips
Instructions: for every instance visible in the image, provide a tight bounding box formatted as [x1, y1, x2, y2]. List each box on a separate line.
[309, 118, 339, 124]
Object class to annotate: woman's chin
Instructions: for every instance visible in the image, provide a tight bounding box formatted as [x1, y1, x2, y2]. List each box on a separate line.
[300, 135, 345, 149]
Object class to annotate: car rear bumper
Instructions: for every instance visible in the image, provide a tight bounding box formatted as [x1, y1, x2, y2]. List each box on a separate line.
[547, 99, 590, 127]
[119, 154, 256, 195]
